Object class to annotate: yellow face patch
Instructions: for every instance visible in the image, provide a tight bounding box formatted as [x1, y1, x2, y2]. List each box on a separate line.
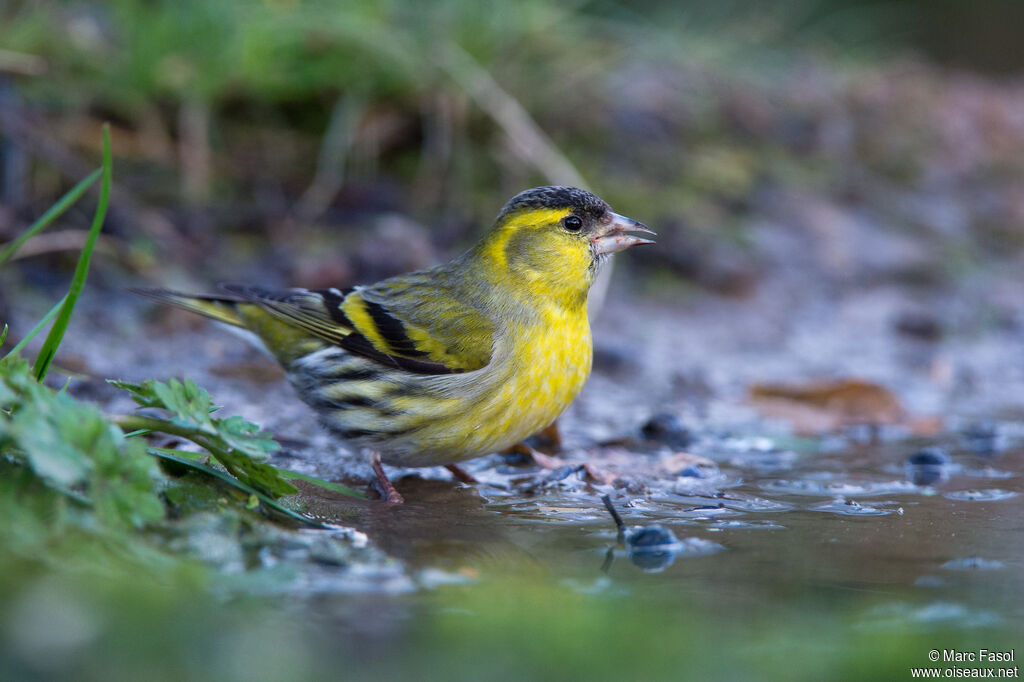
[477, 208, 572, 269]
[477, 207, 594, 311]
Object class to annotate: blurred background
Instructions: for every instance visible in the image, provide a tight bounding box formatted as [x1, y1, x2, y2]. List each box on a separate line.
[3, 2, 1024, 681]
[2, 0, 1023, 305]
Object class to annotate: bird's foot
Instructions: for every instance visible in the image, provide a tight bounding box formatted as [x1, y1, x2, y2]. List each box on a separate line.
[370, 451, 404, 504]
[507, 443, 613, 485]
[532, 420, 563, 452]
[444, 463, 478, 484]
[506, 442, 554, 466]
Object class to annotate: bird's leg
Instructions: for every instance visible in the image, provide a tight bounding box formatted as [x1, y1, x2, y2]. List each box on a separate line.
[505, 420, 563, 464]
[535, 420, 563, 452]
[444, 463, 478, 484]
[507, 442, 561, 469]
[370, 451, 404, 504]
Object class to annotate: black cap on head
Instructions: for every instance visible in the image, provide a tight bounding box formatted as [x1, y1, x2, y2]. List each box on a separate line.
[499, 186, 610, 220]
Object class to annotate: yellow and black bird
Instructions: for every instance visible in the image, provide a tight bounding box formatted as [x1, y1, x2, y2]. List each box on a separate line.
[133, 186, 653, 502]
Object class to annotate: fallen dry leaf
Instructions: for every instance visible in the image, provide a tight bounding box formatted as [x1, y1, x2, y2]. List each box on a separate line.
[749, 378, 905, 434]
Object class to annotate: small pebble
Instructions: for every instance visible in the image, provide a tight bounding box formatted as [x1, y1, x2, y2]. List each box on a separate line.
[545, 465, 582, 483]
[961, 422, 1004, 455]
[641, 413, 693, 449]
[905, 447, 951, 486]
[906, 447, 950, 467]
[628, 525, 679, 549]
[894, 310, 944, 341]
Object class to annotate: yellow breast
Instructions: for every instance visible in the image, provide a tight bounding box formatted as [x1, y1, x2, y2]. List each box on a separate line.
[469, 305, 592, 452]
[378, 304, 592, 466]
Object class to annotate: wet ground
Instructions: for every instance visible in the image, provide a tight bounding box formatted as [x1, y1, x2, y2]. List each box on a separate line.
[9, 258, 1020, 677]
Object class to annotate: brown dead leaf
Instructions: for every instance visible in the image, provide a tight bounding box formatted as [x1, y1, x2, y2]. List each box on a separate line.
[907, 415, 946, 437]
[749, 378, 905, 434]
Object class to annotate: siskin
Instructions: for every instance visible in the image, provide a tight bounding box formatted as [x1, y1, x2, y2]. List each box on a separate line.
[133, 186, 653, 502]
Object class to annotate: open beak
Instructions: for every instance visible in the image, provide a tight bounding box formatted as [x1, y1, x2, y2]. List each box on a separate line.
[591, 212, 656, 256]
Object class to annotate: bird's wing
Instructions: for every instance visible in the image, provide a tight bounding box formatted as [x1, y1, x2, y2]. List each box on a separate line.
[220, 279, 494, 375]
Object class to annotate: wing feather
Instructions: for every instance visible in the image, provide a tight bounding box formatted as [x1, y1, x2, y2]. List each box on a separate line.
[219, 279, 493, 376]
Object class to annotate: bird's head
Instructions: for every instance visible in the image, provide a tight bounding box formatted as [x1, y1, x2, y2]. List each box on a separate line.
[473, 186, 654, 308]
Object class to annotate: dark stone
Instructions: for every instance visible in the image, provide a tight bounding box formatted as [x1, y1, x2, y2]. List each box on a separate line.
[894, 311, 944, 341]
[961, 422, 1003, 455]
[640, 413, 693, 449]
[906, 447, 951, 486]
[628, 525, 679, 549]
[906, 447, 951, 466]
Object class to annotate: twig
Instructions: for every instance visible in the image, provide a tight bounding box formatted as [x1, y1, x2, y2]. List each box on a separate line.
[0, 49, 47, 76]
[411, 92, 457, 206]
[440, 42, 588, 189]
[440, 43, 615, 315]
[601, 493, 626, 544]
[3, 229, 121, 261]
[294, 94, 365, 222]
[179, 98, 212, 203]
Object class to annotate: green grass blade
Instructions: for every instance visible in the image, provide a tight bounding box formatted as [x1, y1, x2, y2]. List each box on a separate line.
[33, 125, 113, 381]
[277, 468, 366, 498]
[0, 168, 101, 267]
[0, 324, 6, 346]
[2, 294, 68, 361]
[148, 448, 330, 528]
[150, 447, 205, 461]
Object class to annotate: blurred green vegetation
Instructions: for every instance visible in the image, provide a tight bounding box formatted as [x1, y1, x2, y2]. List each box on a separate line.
[2, 536, 1015, 682]
[2, 0, 1021, 301]
[0, 355, 398, 681]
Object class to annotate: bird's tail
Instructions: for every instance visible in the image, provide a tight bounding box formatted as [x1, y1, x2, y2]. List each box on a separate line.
[128, 288, 247, 328]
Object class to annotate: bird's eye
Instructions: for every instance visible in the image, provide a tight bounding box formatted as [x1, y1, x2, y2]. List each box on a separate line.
[562, 215, 583, 232]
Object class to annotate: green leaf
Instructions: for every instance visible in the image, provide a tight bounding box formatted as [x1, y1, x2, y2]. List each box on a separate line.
[111, 377, 317, 499]
[33, 125, 113, 380]
[8, 396, 95, 488]
[0, 357, 164, 530]
[108, 379, 164, 409]
[147, 448, 327, 528]
[220, 451, 297, 497]
[152, 378, 217, 433]
[216, 415, 279, 460]
[277, 468, 365, 498]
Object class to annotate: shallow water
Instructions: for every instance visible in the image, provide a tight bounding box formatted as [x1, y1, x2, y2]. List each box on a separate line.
[286, 429, 1023, 677]
[10, 278, 1024, 678]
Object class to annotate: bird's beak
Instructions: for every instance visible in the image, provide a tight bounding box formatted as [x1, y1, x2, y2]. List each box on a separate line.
[591, 212, 656, 256]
